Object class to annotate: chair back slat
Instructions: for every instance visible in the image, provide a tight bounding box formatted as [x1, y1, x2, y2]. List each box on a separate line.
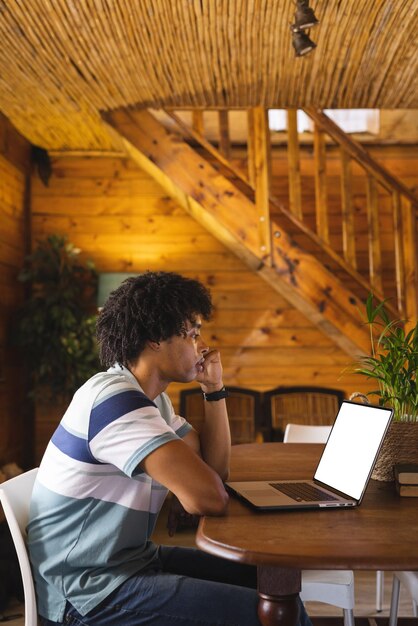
[263, 386, 345, 441]
[179, 386, 264, 444]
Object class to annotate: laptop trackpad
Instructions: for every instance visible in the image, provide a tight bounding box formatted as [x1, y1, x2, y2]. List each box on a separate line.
[229, 482, 295, 505]
[242, 489, 275, 499]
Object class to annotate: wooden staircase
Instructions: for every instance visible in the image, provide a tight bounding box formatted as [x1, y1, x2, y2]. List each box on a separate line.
[103, 107, 418, 358]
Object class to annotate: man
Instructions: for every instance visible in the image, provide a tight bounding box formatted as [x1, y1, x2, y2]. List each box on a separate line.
[28, 271, 311, 626]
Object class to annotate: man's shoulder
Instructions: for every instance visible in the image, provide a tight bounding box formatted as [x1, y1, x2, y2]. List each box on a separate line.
[77, 367, 143, 401]
[153, 389, 174, 415]
[62, 369, 155, 431]
[91, 375, 157, 414]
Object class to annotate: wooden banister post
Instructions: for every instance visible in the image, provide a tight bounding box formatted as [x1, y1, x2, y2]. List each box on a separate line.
[287, 109, 302, 221]
[313, 124, 329, 244]
[192, 111, 204, 136]
[340, 148, 357, 270]
[218, 110, 231, 159]
[366, 175, 383, 295]
[247, 109, 256, 187]
[401, 197, 418, 330]
[250, 107, 272, 263]
[392, 191, 405, 317]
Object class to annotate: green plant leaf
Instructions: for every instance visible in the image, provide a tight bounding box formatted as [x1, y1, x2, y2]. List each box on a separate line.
[347, 292, 418, 422]
[14, 235, 100, 401]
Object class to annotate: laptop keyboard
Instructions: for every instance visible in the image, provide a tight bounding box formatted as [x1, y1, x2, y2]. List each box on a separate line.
[270, 482, 339, 502]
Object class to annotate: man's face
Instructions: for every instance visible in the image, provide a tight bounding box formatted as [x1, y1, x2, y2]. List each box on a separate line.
[157, 316, 209, 383]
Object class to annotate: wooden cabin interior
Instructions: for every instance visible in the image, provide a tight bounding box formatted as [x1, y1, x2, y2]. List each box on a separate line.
[0, 1, 418, 623]
[0, 0, 417, 470]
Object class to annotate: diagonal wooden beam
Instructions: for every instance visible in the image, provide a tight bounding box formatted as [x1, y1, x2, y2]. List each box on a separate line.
[103, 107, 262, 269]
[166, 111, 250, 187]
[266, 220, 370, 356]
[103, 107, 370, 357]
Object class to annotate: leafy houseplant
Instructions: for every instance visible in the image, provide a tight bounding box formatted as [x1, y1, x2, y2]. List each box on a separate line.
[354, 293, 417, 422]
[16, 235, 100, 401]
[352, 293, 418, 481]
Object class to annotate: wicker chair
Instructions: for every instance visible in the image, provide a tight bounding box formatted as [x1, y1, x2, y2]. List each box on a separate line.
[263, 386, 345, 441]
[179, 386, 265, 444]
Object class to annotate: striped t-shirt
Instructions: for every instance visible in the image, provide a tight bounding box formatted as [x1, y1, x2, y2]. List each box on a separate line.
[27, 364, 192, 622]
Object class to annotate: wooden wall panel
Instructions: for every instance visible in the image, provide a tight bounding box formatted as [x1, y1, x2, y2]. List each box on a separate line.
[0, 116, 30, 467]
[0, 118, 415, 463]
[31, 151, 391, 441]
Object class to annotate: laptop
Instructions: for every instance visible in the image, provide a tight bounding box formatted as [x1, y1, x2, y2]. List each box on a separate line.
[226, 400, 393, 510]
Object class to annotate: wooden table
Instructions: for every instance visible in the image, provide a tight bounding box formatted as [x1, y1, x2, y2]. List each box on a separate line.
[196, 443, 418, 626]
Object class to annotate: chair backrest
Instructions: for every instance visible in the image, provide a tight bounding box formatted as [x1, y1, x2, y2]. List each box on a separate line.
[283, 423, 332, 443]
[263, 386, 345, 441]
[179, 386, 264, 444]
[0, 468, 39, 626]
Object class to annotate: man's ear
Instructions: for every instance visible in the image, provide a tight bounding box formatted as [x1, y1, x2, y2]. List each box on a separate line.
[148, 340, 161, 352]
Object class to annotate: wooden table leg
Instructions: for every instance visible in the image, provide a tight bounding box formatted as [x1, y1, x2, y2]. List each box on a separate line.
[257, 566, 301, 626]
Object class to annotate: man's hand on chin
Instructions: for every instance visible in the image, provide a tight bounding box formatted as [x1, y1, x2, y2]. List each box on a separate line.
[196, 348, 224, 392]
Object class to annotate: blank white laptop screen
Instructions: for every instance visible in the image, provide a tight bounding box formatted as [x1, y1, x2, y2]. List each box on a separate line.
[314, 402, 392, 500]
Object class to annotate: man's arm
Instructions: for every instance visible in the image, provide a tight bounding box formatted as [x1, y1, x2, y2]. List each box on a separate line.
[183, 397, 230, 481]
[139, 439, 228, 516]
[198, 348, 231, 480]
[142, 348, 230, 520]
[184, 348, 231, 481]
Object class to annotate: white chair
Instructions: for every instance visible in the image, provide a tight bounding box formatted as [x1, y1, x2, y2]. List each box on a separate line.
[389, 571, 418, 626]
[376, 570, 384, 612]
[283, 423, 332, 444]
[349, 392, 384, 612]
[0, 468, 39, 626]
[284, 423, 355, 626]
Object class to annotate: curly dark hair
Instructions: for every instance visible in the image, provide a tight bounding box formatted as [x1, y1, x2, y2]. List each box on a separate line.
[96, 271, 213, 367]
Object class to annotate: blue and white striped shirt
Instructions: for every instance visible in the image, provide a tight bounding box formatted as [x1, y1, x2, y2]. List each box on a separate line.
[27, 364, 192, 622]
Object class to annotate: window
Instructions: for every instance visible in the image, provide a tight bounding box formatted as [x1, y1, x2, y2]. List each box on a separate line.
[268, 109, 380, 134]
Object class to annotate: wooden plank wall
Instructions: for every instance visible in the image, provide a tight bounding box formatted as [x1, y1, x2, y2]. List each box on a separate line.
[31, 146, 418, 420]
[0, 114, 31, 467]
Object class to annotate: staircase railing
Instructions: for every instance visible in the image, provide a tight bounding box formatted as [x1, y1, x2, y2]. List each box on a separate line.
[163, 108, 417, 325]
[304, 107, 417, 325]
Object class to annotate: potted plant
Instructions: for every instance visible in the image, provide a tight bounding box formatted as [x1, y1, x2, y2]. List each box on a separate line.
[16, 234, 100, 400]
[15, 235, 100, 462]
[351, 293, 418, 480]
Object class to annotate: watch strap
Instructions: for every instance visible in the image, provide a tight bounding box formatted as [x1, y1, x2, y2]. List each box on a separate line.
[202, 386, 229, 402]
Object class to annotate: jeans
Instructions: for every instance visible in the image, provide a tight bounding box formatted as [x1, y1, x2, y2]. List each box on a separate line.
[41, 545, 312, 626]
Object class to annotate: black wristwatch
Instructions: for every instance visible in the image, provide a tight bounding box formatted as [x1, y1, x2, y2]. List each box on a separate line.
[202, 386, 229, 402]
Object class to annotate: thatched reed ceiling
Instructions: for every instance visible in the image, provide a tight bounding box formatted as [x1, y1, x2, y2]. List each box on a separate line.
[0, 0, 417, 151]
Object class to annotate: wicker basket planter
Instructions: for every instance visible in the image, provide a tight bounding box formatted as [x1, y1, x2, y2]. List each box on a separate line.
[350, 393, 418, 481]
[372, 421, 418, 481]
